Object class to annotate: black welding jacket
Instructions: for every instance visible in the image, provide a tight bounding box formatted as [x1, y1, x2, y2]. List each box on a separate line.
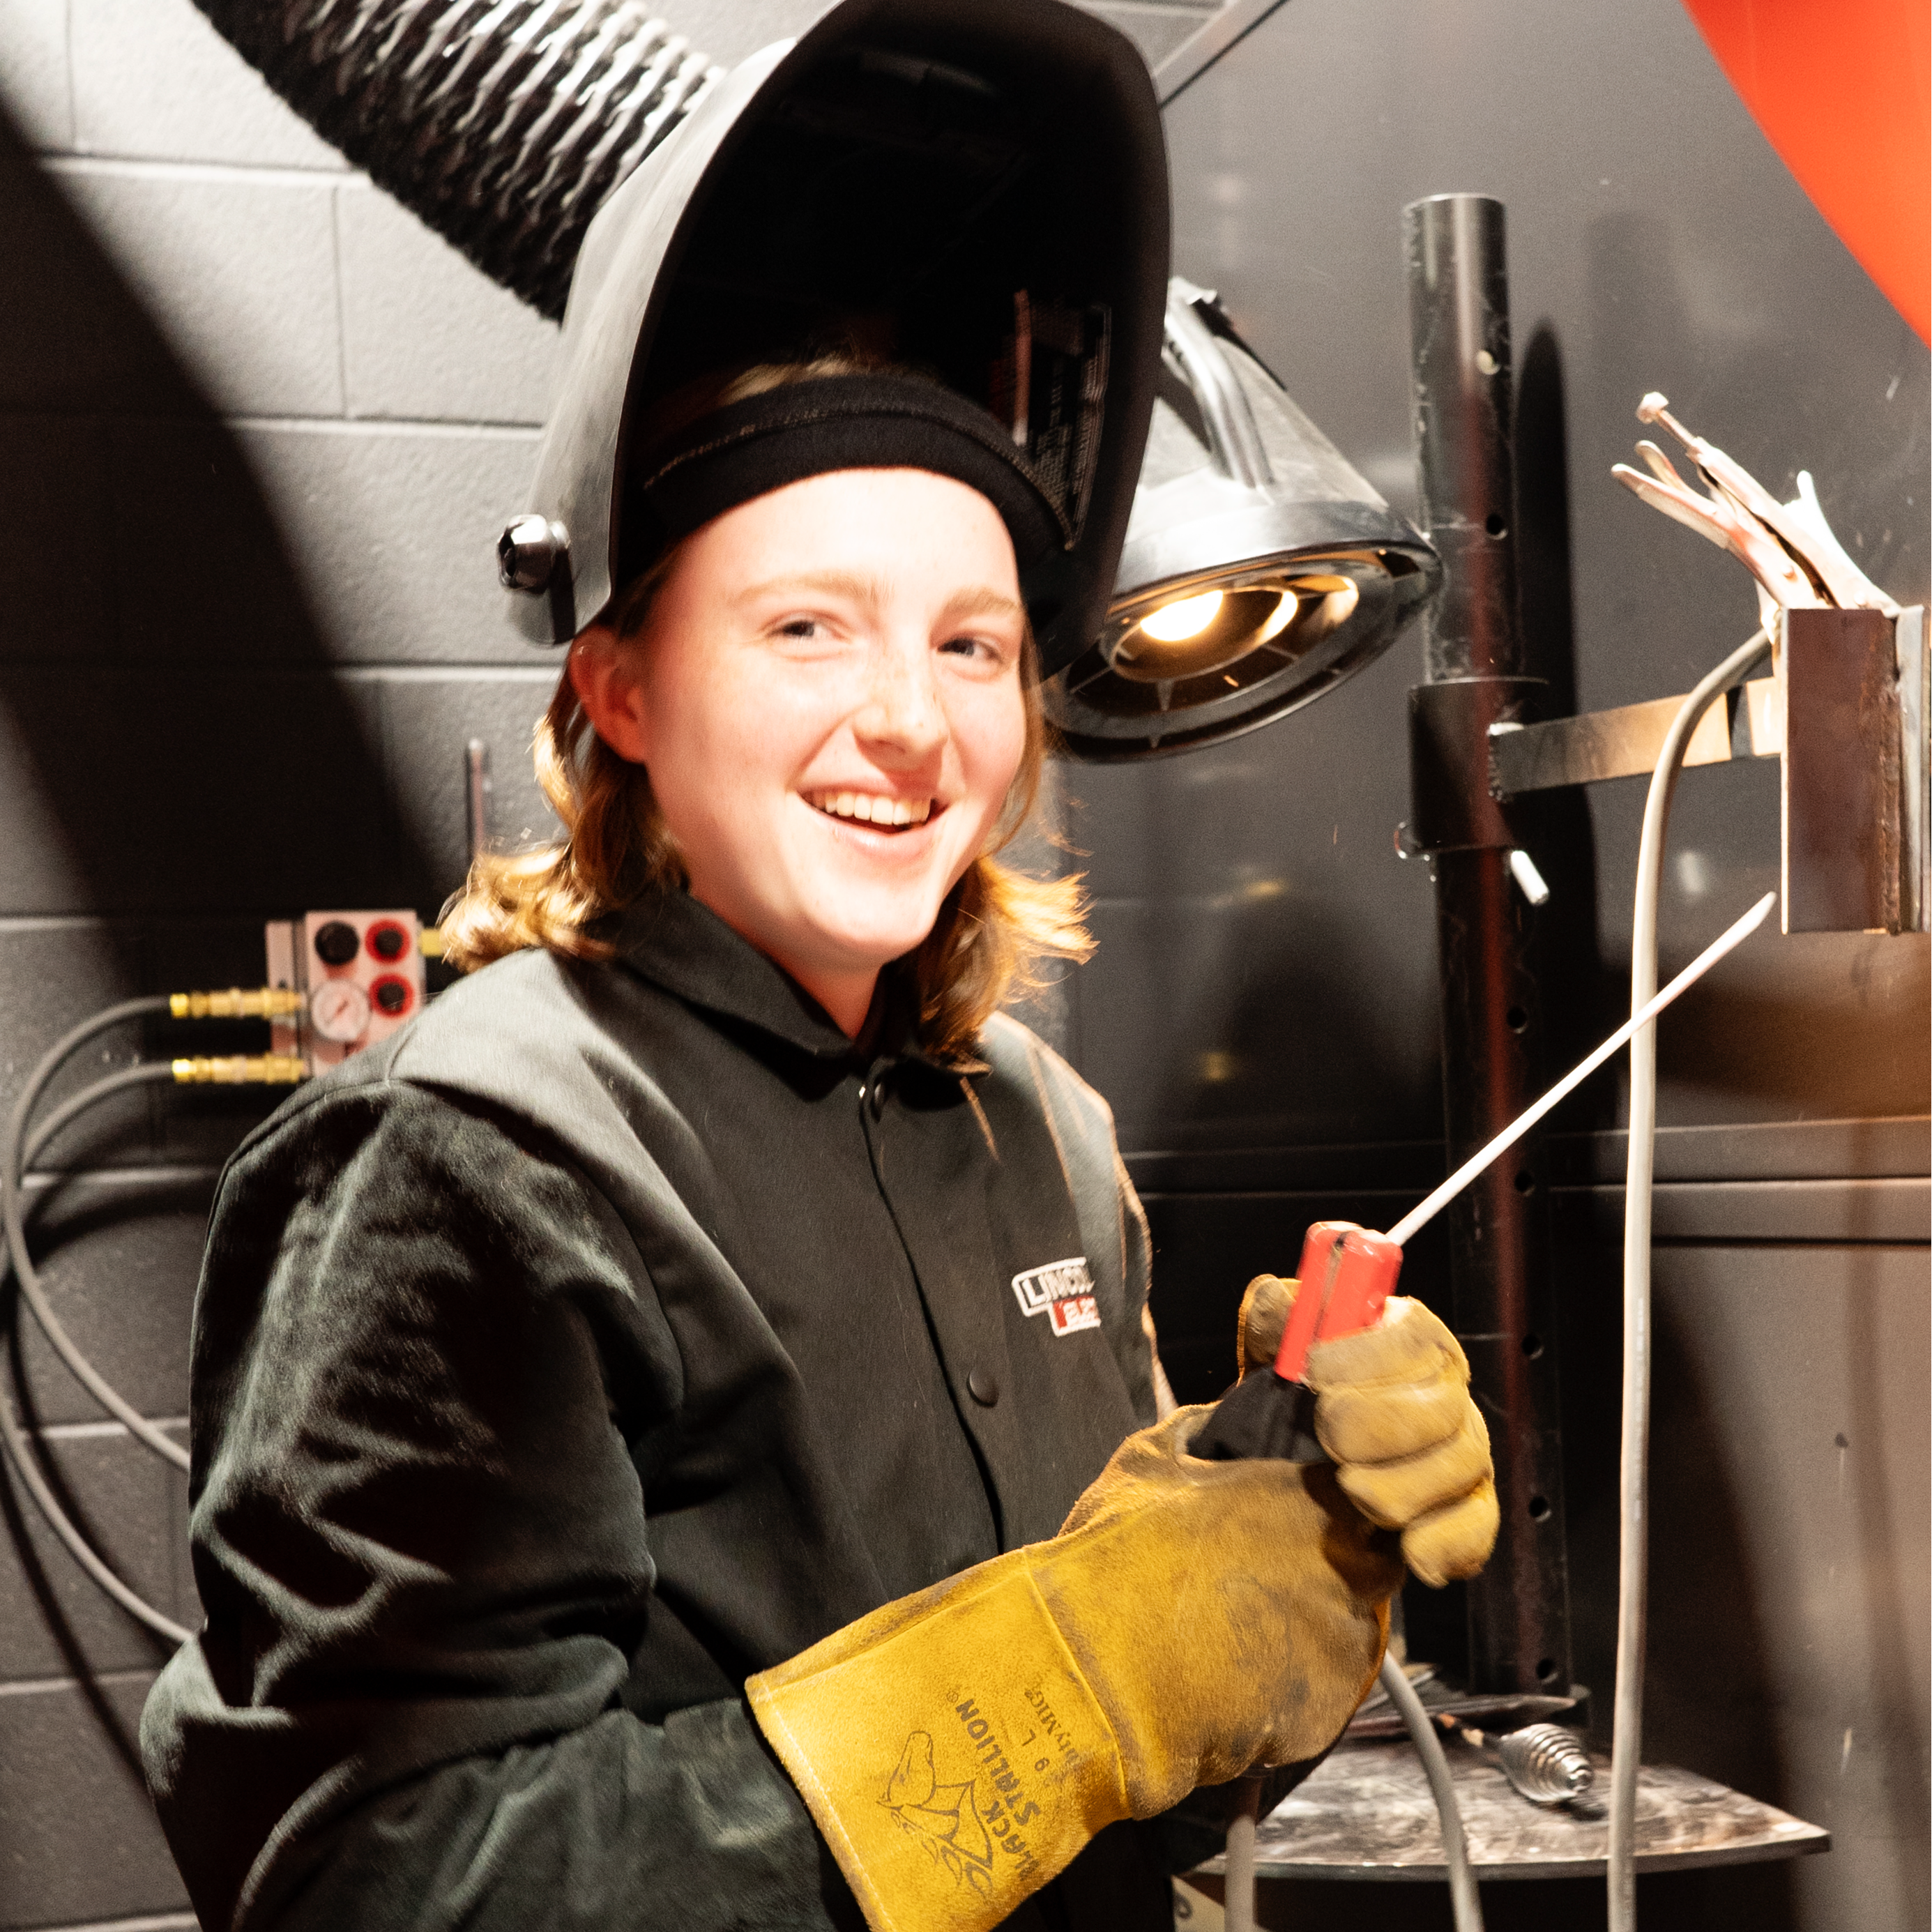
[141, 890, 1210, 1932]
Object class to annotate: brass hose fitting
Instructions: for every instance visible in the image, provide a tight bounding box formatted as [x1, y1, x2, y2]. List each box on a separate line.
[171, 1054, 308, 1086]
[169, 987, 305, 1021]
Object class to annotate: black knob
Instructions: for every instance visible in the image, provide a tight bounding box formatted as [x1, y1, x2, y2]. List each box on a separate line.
[373, 980, 409, 1015]
[967, 1368, 999, 1407]
[313, 921, 359, 967]
[370, 924, 406, 961]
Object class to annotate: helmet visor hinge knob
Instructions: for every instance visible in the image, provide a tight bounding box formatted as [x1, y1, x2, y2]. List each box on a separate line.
[499, 515, 570, 591]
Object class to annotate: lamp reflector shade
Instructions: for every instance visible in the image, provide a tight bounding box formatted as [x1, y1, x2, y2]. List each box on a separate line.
[1045, 281, 1440, 759]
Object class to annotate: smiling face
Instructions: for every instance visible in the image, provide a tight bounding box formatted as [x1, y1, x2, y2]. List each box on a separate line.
[569, 467, 1031, 1033]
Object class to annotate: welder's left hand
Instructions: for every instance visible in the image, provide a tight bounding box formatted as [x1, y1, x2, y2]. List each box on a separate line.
[1236, 1275, 1498, 1589]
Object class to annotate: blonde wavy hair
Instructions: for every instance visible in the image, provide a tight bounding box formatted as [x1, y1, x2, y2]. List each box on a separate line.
[441, 358, 1092, 1060]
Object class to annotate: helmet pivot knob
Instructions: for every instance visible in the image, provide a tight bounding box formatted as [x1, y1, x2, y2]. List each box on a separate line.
[498, 515, 569, 591]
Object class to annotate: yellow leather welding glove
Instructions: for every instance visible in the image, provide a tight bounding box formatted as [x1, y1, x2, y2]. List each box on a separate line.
[747, 1404, 1400, 1932]
[1238, 1275, 1499, 1590]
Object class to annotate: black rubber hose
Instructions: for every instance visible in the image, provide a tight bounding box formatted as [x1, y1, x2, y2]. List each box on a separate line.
[190, 1, 722, 317]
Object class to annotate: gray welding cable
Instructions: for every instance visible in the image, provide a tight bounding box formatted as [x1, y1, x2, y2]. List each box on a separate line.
[1608, 627, 1769, 1932]
[3, 1004, 190, 1468]
[1221, 1656, 1484, 1932]
[0, 1058, 193, 1645]
[1380, 1655, 1482, 1932]
[1222, 1779, 1262, 1932]
[2, 998, 190, 1470]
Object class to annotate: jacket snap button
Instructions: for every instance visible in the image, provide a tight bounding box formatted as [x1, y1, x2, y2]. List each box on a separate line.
[968, 1368, 999, 1407]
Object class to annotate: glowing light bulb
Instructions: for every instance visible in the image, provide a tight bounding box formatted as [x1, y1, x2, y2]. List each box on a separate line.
[1139, 589, 1224, 642]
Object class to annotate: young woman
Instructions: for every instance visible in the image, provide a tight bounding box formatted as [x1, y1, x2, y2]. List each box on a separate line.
[141, 355, 1496, 1932]
[139, 5, 1500, 1922]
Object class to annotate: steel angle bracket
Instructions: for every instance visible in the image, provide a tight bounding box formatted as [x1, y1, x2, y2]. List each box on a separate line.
[1486, 607, 1929, 934]
[1486, 660, 1779, 798]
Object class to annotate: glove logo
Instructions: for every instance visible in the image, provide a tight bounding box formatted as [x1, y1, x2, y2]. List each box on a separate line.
[881, 1704, 1044, 1897]
[882, 1731, 997, 1897]
[1012, 1256, 1100, 1336]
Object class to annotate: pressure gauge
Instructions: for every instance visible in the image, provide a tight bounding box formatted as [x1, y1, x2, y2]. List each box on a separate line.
[309, 978, 371, 1044]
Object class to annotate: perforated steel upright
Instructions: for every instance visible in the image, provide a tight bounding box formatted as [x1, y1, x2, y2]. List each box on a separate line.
[1404, 194, 1572, 1697]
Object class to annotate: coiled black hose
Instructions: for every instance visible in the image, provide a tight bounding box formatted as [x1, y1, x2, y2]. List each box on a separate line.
[190, 0, 722, 317]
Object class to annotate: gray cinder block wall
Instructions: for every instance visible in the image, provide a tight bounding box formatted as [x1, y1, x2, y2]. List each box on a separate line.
[0, 3, 1924, 1931]
[0, 3, 567, 1924]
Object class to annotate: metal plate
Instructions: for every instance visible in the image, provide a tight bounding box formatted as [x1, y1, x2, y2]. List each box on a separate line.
[1192, 1741, 1827, 1882]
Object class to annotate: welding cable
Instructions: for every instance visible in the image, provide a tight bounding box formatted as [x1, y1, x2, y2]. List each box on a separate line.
[0, 1347, 192, 1644]
[1221, 1779, 1263, 1932]
[1, 1000, 190, 1470]
[1, 995, 300, 1479]
[1218, 1658, 1485, 1932]
[1607, 627, 1769, 1932]
[1380, 1655, 1483, 1932]
[0, 1053, 198, 1645]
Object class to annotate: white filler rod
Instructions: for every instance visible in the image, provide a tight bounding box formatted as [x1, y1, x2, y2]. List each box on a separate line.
[1386, 892, 1774, 1247]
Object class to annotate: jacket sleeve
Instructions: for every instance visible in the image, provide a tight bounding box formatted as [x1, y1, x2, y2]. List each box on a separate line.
[141, 1081, 851, 1932]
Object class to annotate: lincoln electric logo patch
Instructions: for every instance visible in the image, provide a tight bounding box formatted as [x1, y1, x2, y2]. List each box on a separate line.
[1012, 1256, 1100, 1337]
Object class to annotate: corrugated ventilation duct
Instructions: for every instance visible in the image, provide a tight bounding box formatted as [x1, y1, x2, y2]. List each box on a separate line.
[191, 0, 722, 318]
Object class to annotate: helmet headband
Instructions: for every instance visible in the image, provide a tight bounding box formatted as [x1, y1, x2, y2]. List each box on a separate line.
[630, 374, 1072, 581]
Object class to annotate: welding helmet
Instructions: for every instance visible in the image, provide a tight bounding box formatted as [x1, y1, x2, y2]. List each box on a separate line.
[496, 0, 1169, 680]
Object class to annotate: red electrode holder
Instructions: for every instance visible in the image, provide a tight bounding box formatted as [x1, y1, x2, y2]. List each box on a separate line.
[1272, 1221, 1404, 1382]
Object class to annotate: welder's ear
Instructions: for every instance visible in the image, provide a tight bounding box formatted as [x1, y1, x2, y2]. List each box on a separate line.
[568, 623, 652, 763]
[1236, 1273, 1298, 1380]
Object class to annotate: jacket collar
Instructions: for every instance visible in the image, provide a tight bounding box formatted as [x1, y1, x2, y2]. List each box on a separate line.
[611, 890, 966, 1074]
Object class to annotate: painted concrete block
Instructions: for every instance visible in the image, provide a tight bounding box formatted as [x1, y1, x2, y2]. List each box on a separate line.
[232, 421, 543, 666]
[337, 183, 561, 427]
[0, 0, 73, 151]
[0, 1673, 189, 1929]
[0, 146, 202, 416]
[71, 0, 345, 171]
[0, 413, 112, 660]
[45, 163, 342, 418]
[107, 416, 539, 667]
[0, 664, 394, 914]
[374, 673, 565, 911]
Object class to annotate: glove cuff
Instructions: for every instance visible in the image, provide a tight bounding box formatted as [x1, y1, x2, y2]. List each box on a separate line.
[747, 1558, 1129, 1932]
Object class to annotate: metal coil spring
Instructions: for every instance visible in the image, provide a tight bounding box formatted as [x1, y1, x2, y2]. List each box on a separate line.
[1498, 1724, 1595, 1807]
[192, 0, 722, 317]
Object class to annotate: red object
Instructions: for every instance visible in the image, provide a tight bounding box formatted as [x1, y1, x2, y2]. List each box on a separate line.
[1273, 1221, 1404, 1382]
[367, 973, 416, 1019]
[1680, 0, 1930, 342]
[364, 918, 412, 964]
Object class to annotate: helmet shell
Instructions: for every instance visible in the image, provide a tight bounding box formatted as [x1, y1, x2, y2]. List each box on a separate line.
[502, 0, 1169, 679]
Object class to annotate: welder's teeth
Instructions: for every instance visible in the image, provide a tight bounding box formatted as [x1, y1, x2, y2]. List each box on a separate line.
[853, 794, 876, 823]
[834, 791, 855, 819]
[887, 798, 912, 827]
[908, 799, 931, 825]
